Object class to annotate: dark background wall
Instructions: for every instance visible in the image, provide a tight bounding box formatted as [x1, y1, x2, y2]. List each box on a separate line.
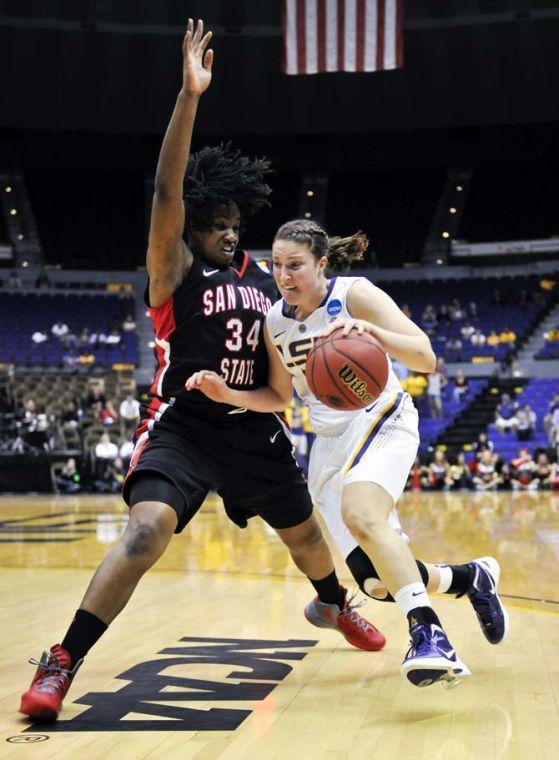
[1, 1, 558, 137]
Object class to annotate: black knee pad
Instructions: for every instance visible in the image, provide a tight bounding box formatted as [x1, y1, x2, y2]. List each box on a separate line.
[416, 559, 429, 585]
[345, 546, 395, 602]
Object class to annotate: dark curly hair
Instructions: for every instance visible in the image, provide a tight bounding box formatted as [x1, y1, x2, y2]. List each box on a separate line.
[274, 219, 368, 274]
[184, 143, 272, 235]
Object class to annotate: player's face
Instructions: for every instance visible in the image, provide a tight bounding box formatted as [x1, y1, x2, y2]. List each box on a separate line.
[190, 203, 241, 267]
[272, 239, 328, 305]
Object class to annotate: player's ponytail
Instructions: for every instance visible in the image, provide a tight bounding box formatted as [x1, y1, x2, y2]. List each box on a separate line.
[274, 219, 368, 274]
[326, 232, 368, 274]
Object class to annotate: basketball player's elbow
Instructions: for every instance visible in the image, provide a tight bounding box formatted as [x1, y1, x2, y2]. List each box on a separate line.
[413, 345, 437, 373]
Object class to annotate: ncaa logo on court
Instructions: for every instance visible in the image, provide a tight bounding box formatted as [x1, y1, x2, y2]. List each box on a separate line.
[326, 299, 342, 316]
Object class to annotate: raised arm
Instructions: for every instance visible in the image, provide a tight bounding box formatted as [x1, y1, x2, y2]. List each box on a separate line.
[185, 325, 294, 412]
[147, 19, 213, 308]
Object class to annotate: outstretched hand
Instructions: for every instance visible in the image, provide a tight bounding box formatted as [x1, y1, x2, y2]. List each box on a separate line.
[185, 370, 233, 404]
[182, 18, 213, 96]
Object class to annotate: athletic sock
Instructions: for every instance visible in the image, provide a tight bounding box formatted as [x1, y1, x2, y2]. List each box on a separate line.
[394, 583, 441, 628]
[309, 570, 346, 610]
[436, 563, 474, 595]
[61, 609, 108, 666]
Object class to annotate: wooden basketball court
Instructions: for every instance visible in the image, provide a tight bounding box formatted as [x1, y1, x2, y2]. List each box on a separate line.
[1, 491, 558, 758]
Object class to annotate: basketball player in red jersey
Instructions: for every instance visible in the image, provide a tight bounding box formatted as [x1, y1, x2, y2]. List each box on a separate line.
[19, 20, 383, 722]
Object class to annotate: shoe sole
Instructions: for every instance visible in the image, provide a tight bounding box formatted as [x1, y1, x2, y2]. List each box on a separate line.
[472, 556, 510, 644]
[401, 657, 471, 688]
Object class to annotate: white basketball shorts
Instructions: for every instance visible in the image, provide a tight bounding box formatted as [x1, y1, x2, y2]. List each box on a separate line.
[307, 391, 419, 558]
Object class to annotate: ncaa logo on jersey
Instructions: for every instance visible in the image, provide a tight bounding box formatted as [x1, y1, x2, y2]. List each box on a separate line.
[326, 299, 342, 317]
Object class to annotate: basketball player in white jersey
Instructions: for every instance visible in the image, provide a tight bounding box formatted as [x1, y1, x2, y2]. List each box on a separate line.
[187, 219, 508, 688]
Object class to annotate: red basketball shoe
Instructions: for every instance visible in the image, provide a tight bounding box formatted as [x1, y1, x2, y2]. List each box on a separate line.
[19, 645, 82, 721]
[304, 590, 386, 651]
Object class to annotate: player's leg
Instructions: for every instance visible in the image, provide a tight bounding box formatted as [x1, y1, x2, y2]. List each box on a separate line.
[228, 415, 384, 651]
[273, 513, 385, 652]
[342, 480, 470, 687]
[19, 476, 181, 720]
[345, 544, 508, 644]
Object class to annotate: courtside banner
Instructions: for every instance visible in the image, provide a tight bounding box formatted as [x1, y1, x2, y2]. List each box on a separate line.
[282, 0, 403, 75]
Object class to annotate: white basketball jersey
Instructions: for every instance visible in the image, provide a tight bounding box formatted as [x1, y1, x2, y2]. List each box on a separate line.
[266, 276, 402, 436]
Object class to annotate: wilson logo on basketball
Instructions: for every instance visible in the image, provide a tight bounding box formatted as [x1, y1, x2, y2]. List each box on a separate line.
[337, 364, 375, 404]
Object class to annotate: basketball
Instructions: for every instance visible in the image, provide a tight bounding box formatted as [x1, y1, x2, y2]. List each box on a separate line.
[305, 328, 389, 410]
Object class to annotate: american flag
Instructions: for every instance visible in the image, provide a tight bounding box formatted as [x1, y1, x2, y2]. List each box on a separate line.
[282, 0, 403, 75]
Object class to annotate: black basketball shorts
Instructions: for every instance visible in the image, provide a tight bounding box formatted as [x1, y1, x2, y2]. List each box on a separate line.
[122, 401, 313, 533]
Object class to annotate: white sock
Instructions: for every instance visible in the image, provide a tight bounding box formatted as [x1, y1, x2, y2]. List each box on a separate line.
[394, 582, 432, 617]
[435, 565, 453, 594]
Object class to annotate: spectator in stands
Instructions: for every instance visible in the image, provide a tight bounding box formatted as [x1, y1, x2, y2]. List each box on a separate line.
[78, 328, 91, 347]
[495, 394, 519, 433]
[94, 432, 118, 477]
[119, 394, 140, 435]
[473, 450, 502, 491]
[499, 326, 516, 345]
[449, 298, 465, 321]
[470, 328, 486, 348]
[474, 431, 494, 459]
[453, 369, 469, 403]
[487, 330, 500, 348]
[421, 303, 437, 330]
[533, 453, 557, 491]
[94, 456, 125, 494]
[63, 349, 79, 369]
[85, 386, 107, 409]
[31, 330, 48, 344]
[400, 303, 412, 319]
[55, 457, 81, 494]
[460, 321, 475, 341]
[122, 313, 137, 332]
[509, 448, 536, 491]
[469, 301, 478, 318]
[449, 452, 472, 490]
[51, 320, 69, 339]
[516, 403, 536, 442]
[77, 351, 96, 367]
[509, 360, 524, 378]
[20, 398, 38, 430]
[427, 359, 446, 418]
[445, 336, 463, 360]
[546, 401, 559, 447]
[105, 329, 122, 346]
[402, 373, 427, 407]
[437, 303, 450, 323]
[544, 326, 559, 342]
[427, 451, 452, 491]
[119, 439, 134, 467]
[60, 400, 82, 430]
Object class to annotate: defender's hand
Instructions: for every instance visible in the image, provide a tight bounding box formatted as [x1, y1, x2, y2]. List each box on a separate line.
[182, 18, 213, 96]
[185, 370, 233, 404]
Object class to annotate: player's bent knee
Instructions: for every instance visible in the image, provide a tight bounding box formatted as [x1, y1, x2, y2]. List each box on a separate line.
[124, 510, 173, 563]
[278, 517, 324, 555]
[341, 502, 384, 542]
